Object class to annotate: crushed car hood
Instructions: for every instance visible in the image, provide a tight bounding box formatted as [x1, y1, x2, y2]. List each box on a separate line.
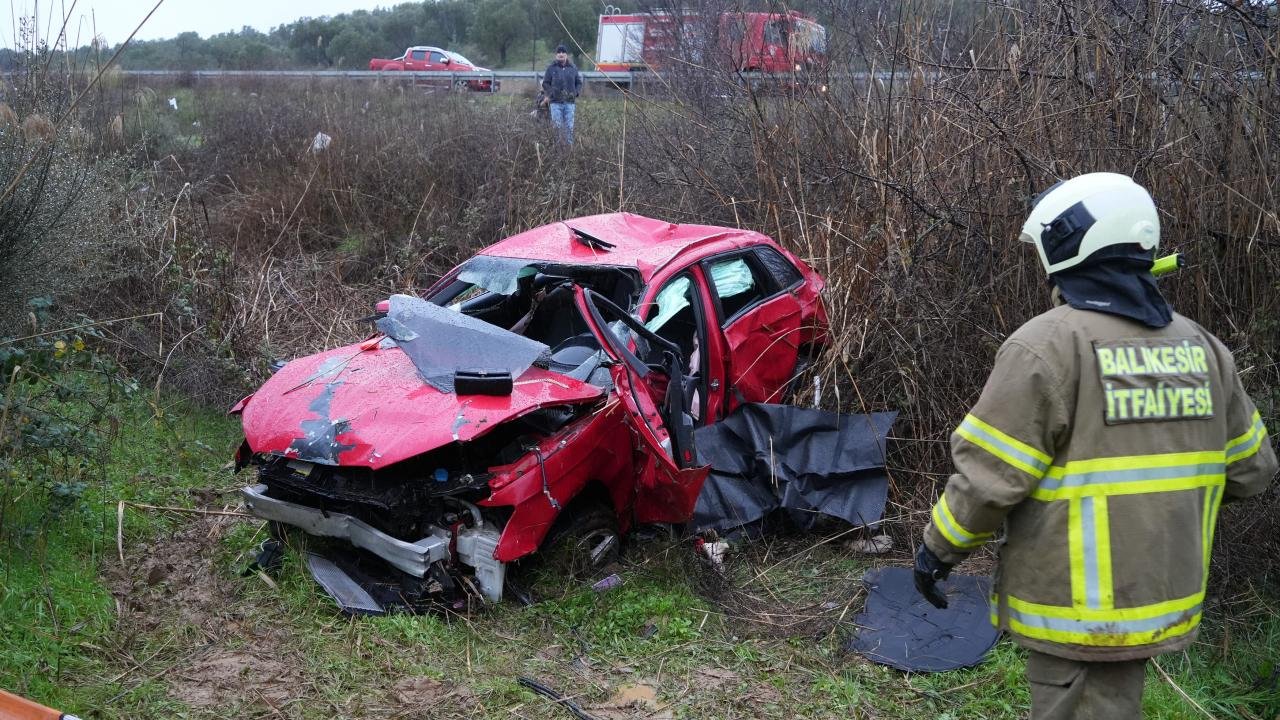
[239, 341, 605, 470]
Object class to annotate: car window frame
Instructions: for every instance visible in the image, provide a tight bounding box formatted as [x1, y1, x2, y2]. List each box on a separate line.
[429, 51, 449, 64]
[700, 250, 783, 328]
[410, 49, 428, 61]
[642, 270, 710, 370]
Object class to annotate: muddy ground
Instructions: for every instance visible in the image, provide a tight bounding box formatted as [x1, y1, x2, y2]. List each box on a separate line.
[100, 506, 837, 719]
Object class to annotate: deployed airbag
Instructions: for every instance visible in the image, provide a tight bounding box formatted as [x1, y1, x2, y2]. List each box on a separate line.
[377, 294, 550, 393]
[691, 404, 896, 532]
[847, 566, 999, 672]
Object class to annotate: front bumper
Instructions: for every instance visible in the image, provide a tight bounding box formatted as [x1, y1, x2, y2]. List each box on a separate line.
[240, 483, 449, 577]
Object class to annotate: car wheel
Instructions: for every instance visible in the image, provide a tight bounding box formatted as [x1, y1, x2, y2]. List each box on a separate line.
[550, 503, 620, 580]
[517, 502, 620, 599]
[454, 79, 470, 92]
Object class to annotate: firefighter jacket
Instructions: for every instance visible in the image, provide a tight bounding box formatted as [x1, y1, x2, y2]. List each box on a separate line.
[924, 304, 1276, 662]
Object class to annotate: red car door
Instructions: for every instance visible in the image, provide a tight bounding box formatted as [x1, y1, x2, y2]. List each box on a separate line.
[575, 287, 708, 524]
[406, 48, 428, 70]
[637, 266, 728, 425]
[704, 250, 804, 407]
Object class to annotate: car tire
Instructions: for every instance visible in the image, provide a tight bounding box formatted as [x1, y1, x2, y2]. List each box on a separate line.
[454, 79, 469, 92]
[515, 501, 620, 600]
[545, 503, 621, 581]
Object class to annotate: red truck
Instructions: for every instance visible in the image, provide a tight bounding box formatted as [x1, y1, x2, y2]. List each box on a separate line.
[369, 46, 498, 92]
[595, 10, 827, 74]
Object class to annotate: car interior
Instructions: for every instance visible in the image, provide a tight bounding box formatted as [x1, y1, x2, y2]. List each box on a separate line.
[428, 262, 641, 386]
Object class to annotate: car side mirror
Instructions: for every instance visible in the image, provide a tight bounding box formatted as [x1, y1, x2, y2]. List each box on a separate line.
[441, 57, 451, 64]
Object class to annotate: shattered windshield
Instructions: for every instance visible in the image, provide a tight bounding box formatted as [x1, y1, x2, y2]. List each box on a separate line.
[454, 256, 538, 296]
[376, 294, 550, 393]
[430, 256, 640, 312]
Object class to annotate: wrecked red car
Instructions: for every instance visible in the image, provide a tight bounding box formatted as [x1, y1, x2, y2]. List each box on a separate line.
[232, 213, 827, 612]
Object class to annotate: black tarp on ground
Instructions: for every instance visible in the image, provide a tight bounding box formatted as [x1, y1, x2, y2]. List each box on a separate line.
[847, 566, 999, 672]
[691, 404, 896, 533]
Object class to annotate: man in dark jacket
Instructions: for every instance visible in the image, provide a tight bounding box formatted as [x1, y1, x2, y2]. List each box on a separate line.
[541, 45, 582, 144]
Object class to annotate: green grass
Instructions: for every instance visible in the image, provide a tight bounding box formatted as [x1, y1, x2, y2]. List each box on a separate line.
[1, 384, 1277, 719]
[0, 388, 240, 712]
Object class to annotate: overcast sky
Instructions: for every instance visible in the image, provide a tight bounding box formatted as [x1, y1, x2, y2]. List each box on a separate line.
[3, 0, 392, 48]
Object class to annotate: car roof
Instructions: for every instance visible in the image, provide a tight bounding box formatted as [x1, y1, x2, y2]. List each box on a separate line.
[477, 213, 777, 282]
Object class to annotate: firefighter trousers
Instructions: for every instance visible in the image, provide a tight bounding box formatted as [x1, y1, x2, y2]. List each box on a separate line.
[1026, 650, 1147, 720]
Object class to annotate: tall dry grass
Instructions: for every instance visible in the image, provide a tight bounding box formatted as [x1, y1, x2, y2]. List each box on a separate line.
[65, 0, 1277, 588]
[624, 0, 1280, 588]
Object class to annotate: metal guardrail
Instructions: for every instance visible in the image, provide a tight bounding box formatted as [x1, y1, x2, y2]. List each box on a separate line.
[121, 69, 639, 83]
[105, 68, 1269, 86]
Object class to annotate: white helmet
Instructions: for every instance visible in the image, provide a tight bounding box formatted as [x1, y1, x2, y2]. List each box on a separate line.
[1019, 173, 1159, 275]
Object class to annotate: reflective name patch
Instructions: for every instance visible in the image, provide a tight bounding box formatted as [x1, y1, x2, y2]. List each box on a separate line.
[1093, 338, 1214, 425]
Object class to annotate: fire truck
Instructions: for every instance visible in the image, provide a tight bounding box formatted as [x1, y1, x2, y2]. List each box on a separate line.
[595, 10, 827, 74]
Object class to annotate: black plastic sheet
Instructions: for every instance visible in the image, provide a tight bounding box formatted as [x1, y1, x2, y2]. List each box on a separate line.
[376, 294, 550, 393]
[691, 404, 896, 533]
[848, 566, 999, 672]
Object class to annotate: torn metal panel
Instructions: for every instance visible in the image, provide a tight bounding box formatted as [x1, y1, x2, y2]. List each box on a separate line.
[306, 553, 385, 615]
[691, 404, 896, 533]
[721, 294, 804, 405]
[848, 567, 999, 672]
[376, 294, 550, 393]
[242, 483, 450, 576]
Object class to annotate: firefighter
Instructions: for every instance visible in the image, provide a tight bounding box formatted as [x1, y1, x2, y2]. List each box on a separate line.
[915, 173, 1276, 719]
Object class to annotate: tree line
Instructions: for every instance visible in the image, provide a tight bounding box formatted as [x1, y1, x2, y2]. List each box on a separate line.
[0, 0, 618, 73]
[126, 0, 611, 70]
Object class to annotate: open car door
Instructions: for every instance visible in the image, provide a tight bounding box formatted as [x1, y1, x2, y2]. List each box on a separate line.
[575, 287, 709, 524]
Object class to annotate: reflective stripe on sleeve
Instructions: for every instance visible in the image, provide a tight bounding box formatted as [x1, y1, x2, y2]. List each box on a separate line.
[1031, 451, 1225, 501]
[930, 494, 994, 550]
[1226, 411, 1268, 465]
[954, 414, 1051, 478]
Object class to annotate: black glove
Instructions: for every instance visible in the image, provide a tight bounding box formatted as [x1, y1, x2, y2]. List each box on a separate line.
[914, 543, 953, 609]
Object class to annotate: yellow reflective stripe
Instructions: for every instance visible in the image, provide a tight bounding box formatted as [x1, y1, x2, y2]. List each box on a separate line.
[1200, 484, 1223, 586]
[965, 414, 1053, 465]
[931, 494, 993, 549]
[1007, 611, 1201, 647]
[1093, 496, 1114, 610]
[1033, 475, 1223, 501]
[1068, 499, 1086, 608]
[955, 414, 1052, 478]
[1044, 450, 1223, 475]
[1226, 410, 1263, 450]
[1006, 591, 1201, 622]
[1226, 412, 1267, 464]
[1031, 450, 1226, 501]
